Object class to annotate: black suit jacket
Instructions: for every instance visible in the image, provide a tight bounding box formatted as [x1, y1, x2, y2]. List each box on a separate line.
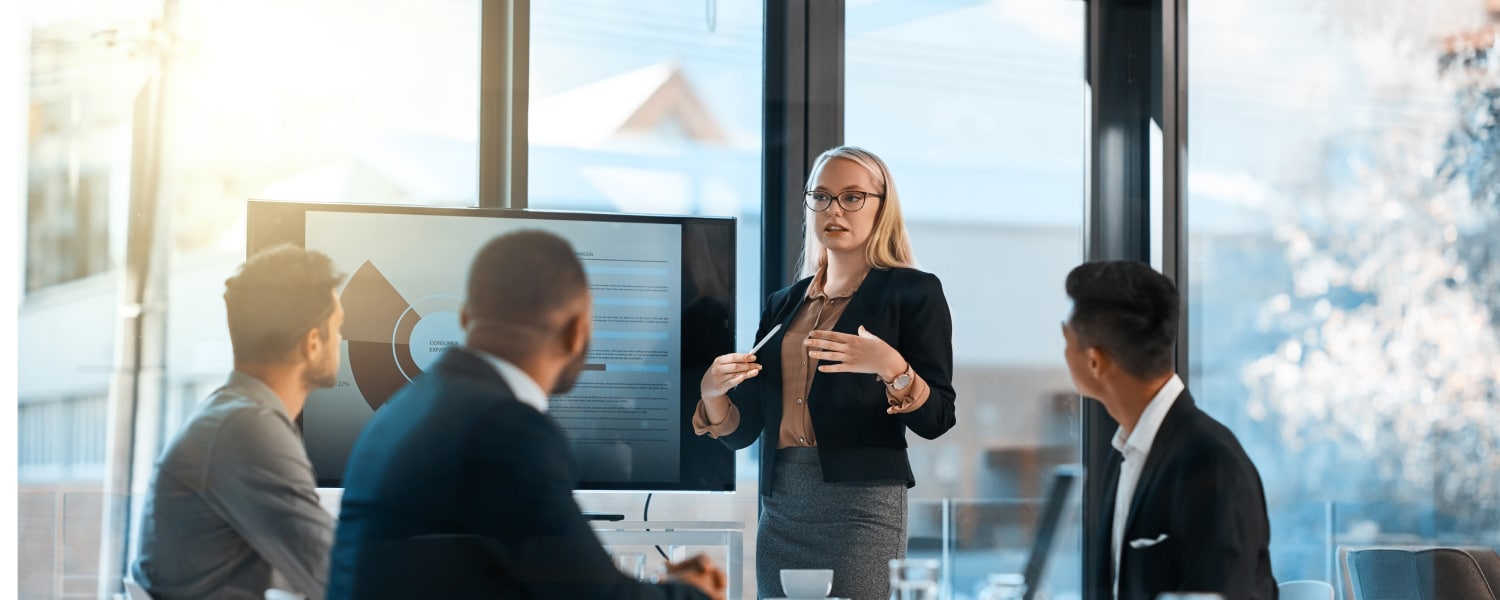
[713, 267, 957, 494]
[328, 347, 708, 600]
[1094, 390, 1278, 600]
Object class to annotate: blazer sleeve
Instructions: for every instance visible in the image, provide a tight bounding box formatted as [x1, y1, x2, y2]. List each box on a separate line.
[469, 406, 709, 600]
[895, 272, 957, 439]
[712, 288, 789, 451]
[1167, 440, 1273, 599]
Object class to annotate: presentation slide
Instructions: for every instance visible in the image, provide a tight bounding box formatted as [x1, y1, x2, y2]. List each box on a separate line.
[302, 211, 684, 484]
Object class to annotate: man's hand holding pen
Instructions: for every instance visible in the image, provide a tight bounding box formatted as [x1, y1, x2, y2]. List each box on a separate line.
[666, 554, 728, 600]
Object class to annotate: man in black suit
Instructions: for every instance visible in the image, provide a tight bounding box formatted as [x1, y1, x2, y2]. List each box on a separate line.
[328, 231, 726, 600]
[1061, 261, 1277, 600]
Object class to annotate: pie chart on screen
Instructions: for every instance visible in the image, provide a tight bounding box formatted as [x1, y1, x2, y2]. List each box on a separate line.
[340, 261, 463, 410]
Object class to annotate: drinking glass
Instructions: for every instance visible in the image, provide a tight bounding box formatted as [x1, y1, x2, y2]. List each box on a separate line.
[614, 551, 647, 581]
[889, 558, 941, 600]
[976, 573, 1026, 600]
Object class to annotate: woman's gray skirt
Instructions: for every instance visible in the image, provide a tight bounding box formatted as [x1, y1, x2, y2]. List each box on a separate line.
[757, 447, 907, 600]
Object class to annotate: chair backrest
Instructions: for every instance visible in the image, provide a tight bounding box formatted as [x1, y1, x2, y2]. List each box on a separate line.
[1021, 464, 1079, 600]
[1345, 547, 1497, 600]
[1461, 547, 1500, 596]
[337, 534, 517, 599]
[122, 577, 153, 600]
[1278, 579, 1334, 600]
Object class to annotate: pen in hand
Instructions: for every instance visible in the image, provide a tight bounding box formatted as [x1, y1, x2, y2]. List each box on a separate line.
[747, 323, 782, 356]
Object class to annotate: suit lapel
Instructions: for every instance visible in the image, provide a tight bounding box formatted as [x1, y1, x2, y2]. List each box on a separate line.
[1121, 391, 1197, 541]
[754, 279, 813, 429]
[764, 278, 813, 380]
[1100, 451, 1124, 587]
[829, 268, 888, 336]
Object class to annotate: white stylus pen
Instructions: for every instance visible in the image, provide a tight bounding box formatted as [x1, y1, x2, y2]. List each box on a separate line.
[745, 323, 782, 356]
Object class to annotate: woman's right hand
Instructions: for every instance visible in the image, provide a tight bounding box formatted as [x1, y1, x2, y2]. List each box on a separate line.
[700, 352, 761, 398]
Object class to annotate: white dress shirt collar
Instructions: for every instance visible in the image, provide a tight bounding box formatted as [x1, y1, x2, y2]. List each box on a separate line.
[467, 348, 550, 413]
[1111, 373, 1186, 457]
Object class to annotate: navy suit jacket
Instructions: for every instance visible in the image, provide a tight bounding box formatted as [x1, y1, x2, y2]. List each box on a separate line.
[1094, 391, 1278, 600]
[328, 347, 708, 600]
[714, 267, 957, 494]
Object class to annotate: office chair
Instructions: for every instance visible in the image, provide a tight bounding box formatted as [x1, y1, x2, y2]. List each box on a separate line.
[337, 533, 519, 599]
[1345, 546, 1496, 600]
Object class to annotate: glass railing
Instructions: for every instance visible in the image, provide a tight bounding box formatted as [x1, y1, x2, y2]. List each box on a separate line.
[908, 498, 1083, 600]
[18, 488, 1499, 600]
[909, 498, 1500, 600]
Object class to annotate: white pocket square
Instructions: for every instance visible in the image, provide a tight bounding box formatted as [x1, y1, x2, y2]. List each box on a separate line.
[1128, 533, 1169, 548]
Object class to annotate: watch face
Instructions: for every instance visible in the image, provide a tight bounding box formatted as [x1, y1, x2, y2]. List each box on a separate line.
[893, 374, 912, 390]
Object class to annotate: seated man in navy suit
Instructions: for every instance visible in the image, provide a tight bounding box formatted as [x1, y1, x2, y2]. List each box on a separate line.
[1061, 261, 1277, 600]
[329, 230, 726, 599]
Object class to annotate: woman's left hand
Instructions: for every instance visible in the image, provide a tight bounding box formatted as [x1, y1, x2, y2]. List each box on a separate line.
[805, 325, 906, 381]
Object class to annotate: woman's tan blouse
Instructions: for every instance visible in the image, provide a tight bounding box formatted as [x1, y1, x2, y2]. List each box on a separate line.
[692, 270, 929, 447]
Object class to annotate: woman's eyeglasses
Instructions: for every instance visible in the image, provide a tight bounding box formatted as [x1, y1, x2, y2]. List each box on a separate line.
[804, 190, 882, 212]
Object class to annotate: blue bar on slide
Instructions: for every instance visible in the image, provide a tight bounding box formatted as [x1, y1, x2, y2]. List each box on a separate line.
[592, 331, 671, 340]
[593, 298, 670, 307]
[586, 266, 670, 276]
[605, 364, 670, 373]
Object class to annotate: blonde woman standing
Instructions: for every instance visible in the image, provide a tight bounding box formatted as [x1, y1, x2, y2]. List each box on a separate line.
[694, 146, 958, 600]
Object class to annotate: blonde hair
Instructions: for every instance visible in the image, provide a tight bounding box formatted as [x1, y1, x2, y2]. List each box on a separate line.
[799, 145, 916, 278]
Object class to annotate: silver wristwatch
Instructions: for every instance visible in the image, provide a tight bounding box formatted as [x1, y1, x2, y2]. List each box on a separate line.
[885, 363, 913, 391]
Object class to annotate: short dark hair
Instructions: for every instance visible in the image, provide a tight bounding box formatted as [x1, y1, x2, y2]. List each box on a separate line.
[225, 244, 345, 364]
[1064, 260, 1178, 379]
[465, 230, 588, 328]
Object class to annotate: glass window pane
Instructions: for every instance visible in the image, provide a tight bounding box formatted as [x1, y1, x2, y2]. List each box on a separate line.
[528, 0, 764, 341]
[19, 1, 480, 595]
[172, 0, 480, 253]
[846, 1, 1087, 597]
[1189, 0, 1500, 582]
[527, 3, 765, 597]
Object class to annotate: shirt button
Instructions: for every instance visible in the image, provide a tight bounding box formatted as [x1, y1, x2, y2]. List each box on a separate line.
[799, 437, 806, 443]
[796, 398, 803, 404]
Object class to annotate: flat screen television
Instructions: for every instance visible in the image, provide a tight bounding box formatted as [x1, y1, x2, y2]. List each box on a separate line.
[247, 201, 737, 492]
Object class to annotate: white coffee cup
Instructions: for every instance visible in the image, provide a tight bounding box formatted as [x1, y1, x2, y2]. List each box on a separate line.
[780, 568, 833, 598]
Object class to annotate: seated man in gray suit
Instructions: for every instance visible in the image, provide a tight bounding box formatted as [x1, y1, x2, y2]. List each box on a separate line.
[1062, 260, 1277, 600]
[133, 245, 344, 599]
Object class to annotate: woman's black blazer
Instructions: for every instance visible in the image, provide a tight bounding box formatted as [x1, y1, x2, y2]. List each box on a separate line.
[715, 267, 956, 495]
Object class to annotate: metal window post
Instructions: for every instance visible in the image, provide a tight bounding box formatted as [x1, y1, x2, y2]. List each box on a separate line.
[98, 0, 178, 595]
[1082, 0, 1186, 597]
[763, 0, 842, 291]
[480, 0, 529, 210]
